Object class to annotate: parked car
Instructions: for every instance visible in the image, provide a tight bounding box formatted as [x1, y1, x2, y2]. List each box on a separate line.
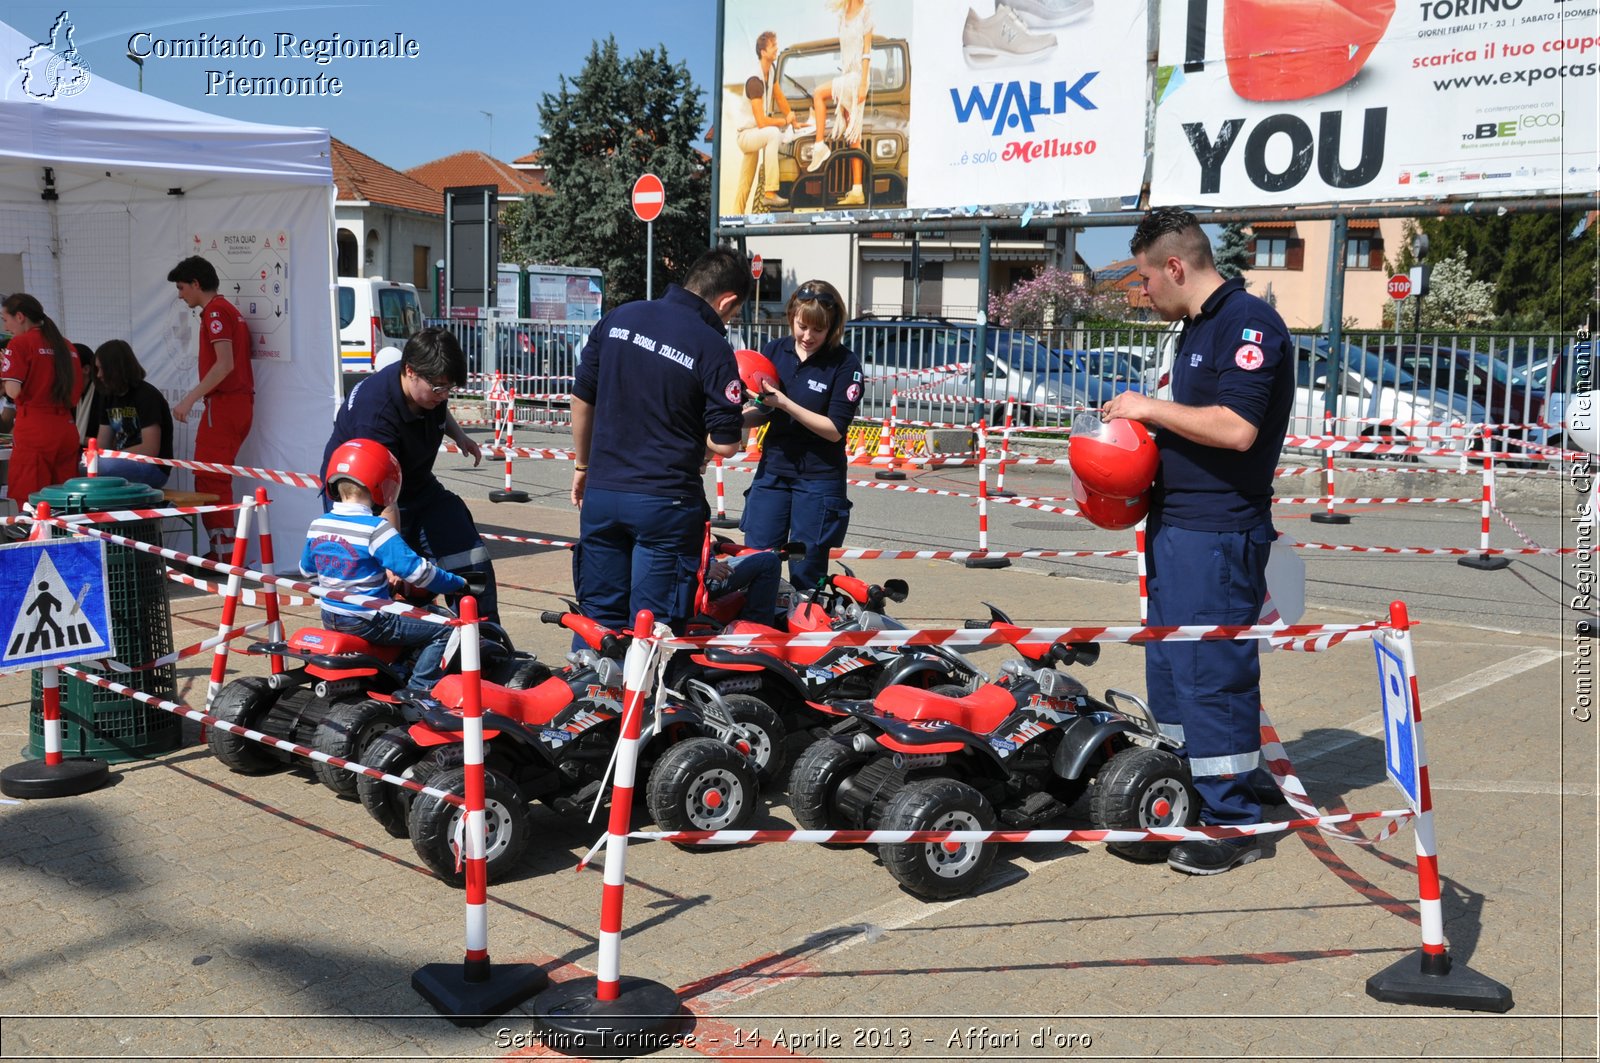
[844, 318, 1138, 426]
[1537, 338, 1595, 453]
[1388, 342, 1544, 436]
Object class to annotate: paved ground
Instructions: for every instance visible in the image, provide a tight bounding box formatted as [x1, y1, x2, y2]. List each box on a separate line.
[0, 442, 1595, 1062]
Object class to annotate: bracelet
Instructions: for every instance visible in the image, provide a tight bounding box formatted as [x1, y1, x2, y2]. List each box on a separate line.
[574, 463, 589, 472]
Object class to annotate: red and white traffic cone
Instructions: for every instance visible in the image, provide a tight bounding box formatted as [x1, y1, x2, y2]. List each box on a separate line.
[991, 401, 1016, 498]
[964, 425, 1009, 570]
[254, 488, 285, 675]
[489, 378, 531, 504]
[711, 456, 738, 528]
[413, 596, 547, 1024]
[1309, 412, 1351, 525]
[1458, 449, 1510, 570]
[0, 501, 111, 799]
[204, 495, 256, 713]
[875, 389, 907, 481]
[1365, 600, 1512, 1011]
[534, 610, 680, 1050]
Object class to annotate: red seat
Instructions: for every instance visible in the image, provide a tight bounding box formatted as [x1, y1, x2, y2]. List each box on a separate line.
[430, 673, 574, 728]
[874, 683, 1017, 736]
[287, 627, 404, 662]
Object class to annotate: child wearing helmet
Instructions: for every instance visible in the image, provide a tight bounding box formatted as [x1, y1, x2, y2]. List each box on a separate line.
[301, 438, 466, 691]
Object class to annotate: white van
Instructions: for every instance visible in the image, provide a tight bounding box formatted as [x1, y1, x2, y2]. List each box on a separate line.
[337, 277, 424, 378]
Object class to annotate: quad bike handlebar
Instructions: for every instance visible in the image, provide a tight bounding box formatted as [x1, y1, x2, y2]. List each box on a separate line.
[540, 610, 628, 657]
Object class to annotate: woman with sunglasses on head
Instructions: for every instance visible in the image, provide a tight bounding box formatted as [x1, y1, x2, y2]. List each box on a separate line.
[1, 293, 83, 527]
[741, 279, 863, 590]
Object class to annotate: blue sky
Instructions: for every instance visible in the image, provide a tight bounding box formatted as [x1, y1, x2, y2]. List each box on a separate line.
[4, 1, 1133, 266]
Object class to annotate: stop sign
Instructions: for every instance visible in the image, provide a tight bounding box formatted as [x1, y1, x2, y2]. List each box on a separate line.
[631, 173, 664, 223]
[751, 254, 764, 279]
[1387, 274, 1413, 300]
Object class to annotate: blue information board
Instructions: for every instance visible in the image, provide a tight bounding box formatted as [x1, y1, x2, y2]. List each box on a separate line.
[1374, 636, 1420, 812]
[0, 538, 115, 673]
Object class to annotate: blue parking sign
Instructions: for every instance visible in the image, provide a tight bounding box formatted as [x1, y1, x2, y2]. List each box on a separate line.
[1374, 636, 1420, 811]
[0, 538, 115, 673]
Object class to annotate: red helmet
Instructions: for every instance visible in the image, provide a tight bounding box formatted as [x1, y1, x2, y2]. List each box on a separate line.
[1072, 475, 1150, 531]
[1068, 413, 1158, 500]
[325, 438, 402, 509]
[734, 348, 780, 399]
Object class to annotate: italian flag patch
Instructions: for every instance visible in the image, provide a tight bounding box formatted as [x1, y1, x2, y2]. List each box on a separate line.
[1241, 328, 1263, 343]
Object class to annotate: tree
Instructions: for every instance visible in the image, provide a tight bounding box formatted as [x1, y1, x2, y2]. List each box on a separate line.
[987, 266, 1125, 330]
[1381, 247, 1496, 330]
[1214, 222, 1252, 282]
[505, 38, 710, 309]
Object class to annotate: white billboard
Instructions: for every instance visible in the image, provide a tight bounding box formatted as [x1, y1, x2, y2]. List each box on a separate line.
[1150, 0, 1600, 206]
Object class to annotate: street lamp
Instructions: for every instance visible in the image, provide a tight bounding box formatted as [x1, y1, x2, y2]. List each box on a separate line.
[126, 50, 143, 92]
[480, 111, 494, 157]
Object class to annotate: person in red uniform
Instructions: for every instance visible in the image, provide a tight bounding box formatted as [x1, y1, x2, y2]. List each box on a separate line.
[2, 293, 83, 531]
[168, 255, 255, 558]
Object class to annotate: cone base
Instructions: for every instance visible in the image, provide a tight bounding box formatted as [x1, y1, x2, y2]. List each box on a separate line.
[1366, 949, 1513, 1012]
[489, 490, 531, 504]
[964, 556, 1011, 569]
[533, 975, 682, 1057]
[0, 756, 110, 799]
[1308, 512, 1352, 525]
[411, 960, 547, 1028]
[1457, 553, 1511, 571]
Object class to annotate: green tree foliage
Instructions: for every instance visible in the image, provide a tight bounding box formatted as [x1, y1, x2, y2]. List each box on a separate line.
[1381, 247, 1496, 329]
[505, 38, 710, 310]
[1214, 222, 1252, 282]
[1389, 212, 1597, 331]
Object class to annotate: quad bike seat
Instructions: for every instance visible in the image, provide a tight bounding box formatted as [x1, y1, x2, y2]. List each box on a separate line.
[874, 683, 1017, 736]
[287, 627, 405, 662]
[428, 672, 574, 727]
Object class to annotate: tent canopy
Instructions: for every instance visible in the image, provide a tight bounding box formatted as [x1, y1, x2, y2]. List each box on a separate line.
[0, 17, 338, 555]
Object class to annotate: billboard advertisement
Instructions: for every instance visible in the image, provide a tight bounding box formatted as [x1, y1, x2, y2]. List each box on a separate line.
[715, 0, 1148, 220]
[1150, 0, 1600, 206]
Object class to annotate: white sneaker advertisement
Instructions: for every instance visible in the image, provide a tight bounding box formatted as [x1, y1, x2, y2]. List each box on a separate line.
[1150, 0, 1600, 206]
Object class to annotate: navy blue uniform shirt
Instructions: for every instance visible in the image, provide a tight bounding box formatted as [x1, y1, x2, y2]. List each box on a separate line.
[1154, 277, 1293, 531]
[757, 336, 864, 478]
[323, 362, 445, 509]
[574, 285, 744, 498]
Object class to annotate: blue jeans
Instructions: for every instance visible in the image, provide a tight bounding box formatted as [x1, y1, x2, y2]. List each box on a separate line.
[1144, 519, 1275, 827]
[96, 457, 170, 487]
[576, 486, 707, 634]
[740, 470, 851, 591]
[706, 550, 782, 625]
[324, 608, 455, 691]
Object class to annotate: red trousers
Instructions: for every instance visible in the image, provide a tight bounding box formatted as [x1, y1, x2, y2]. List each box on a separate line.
[193, 391, 254, 551]
[8, 407, 80, 507]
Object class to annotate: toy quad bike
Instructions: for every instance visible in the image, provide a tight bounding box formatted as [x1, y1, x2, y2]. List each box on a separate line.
[206, 573, 538, 799]
[361, 611, 772, 885]
[669, 566, 984, 751]
[786, 606, 1197, 899]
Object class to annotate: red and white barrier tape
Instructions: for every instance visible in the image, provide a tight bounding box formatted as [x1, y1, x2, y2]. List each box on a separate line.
[668, 620, 1389, 652]
[1281, 435, 1465, 457]
[831, 546, 1140, 561]
[101, 619, 271, 673]
[163, 565, 315, 606]
[97, 449, 322, 489]
[57, 666, 464, 807]
[1295, 540, 1574, 558]
[1273, 496, 1478, 506]
[480, 532, 578, 549]
[59, 502, 245, 523]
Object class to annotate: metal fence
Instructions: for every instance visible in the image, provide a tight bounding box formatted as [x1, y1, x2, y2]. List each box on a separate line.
[424, 314, 1587, 451]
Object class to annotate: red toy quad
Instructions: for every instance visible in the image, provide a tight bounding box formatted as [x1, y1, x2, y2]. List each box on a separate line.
[786, 606, 1197, 899]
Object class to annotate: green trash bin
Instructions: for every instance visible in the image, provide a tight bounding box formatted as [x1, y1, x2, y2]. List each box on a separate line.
[27, 476, 181, 762]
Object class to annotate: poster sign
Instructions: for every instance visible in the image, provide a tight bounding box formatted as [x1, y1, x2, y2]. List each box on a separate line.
[1374, 632, 1421, 813]
[715, 0, 1147, 219]
[1151, 0, 1599, 206]
[193, 229, 292, 362]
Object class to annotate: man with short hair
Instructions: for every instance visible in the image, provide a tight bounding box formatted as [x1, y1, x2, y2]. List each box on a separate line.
[1102, 207, 1294, 876]
[168, 255, 255, 558]
[570, 248, 750, 633]
[732, 30, 794, 212]
[322, 327, 497, 620]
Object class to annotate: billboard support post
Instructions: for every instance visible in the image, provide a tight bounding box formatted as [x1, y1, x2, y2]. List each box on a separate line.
[975, 226, 991, 415]
[1322, 213, 1348, 420]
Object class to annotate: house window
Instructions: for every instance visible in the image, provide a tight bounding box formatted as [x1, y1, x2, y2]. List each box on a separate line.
[1254, 237, 1288, 269]
[756, 258, 783, 304]
[413, 246, 431, 290]
[1345, 235, 1384, 270]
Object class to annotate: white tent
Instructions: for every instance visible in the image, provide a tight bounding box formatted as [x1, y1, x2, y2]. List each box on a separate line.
[0, 17, 336, 556]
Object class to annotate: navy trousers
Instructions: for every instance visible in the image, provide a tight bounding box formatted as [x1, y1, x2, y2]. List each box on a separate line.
[740, 470, 851, 591]
[399, 481, 498, 624]
[577, 486, 708, 634]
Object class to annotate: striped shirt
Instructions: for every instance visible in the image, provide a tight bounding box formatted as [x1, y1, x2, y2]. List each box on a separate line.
[299, 501, 465, 618]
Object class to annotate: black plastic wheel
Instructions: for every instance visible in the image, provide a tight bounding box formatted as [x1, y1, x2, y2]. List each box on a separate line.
[878, 777, 998, 900]
[1089, 746, 1198, 862]
[311, 698, 406, 797]
[722, 694, 788, 786]
[408, 765, 530, 887]
[787, 737, 868, 833]
[645, 737, 759, 850]
[207, 676, 286, 774]
[356, 727, 428, 838]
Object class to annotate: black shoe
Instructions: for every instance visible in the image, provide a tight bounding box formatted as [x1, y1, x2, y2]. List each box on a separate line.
[1168, 837, 1262, 876]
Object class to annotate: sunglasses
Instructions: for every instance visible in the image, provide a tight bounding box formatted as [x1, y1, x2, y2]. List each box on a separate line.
[795, 286, 838, 311]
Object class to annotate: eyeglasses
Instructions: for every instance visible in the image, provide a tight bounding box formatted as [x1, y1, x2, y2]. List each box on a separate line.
[795, 286, 838, 311]
[407, 367, 454, 397]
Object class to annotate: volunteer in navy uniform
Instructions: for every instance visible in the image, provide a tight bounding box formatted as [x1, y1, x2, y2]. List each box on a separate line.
[741, 279, 862, 591]
[1101, 207, 1294, 877]
[321, 327, 495, 620]
[570, 248, 749, 634]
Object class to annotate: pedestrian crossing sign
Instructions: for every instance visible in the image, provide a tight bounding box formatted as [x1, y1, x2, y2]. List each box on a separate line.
[0, 538, 115, 674]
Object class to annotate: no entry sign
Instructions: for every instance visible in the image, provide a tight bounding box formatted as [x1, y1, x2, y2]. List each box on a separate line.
[1387, 274, 1413, 300]
[632, 173, 664, 223]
